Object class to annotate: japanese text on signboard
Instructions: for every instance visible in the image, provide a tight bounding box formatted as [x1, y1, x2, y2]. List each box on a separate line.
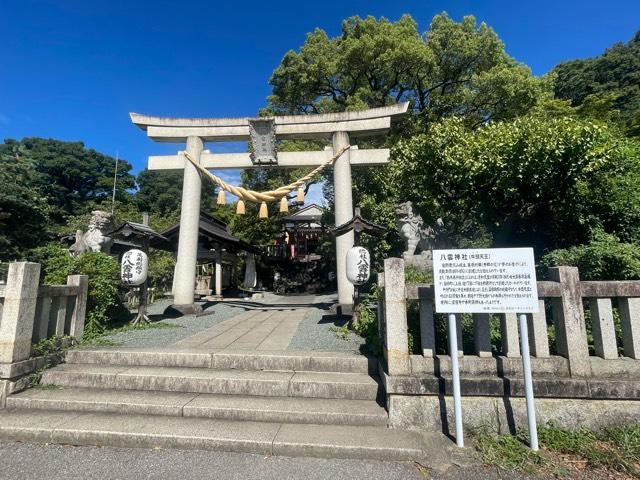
[433, 248, 538, 313]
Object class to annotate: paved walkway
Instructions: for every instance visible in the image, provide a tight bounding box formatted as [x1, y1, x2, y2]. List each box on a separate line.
[99, 293, 364, 352]
[173, 308, 308, 350]
[173, 295, 316, 351]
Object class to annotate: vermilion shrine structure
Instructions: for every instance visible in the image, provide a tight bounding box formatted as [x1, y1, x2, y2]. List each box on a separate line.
[131, 103, 408, 313]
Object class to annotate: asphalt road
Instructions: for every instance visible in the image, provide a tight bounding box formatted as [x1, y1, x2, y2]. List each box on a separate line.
[0, 442, 426, 480]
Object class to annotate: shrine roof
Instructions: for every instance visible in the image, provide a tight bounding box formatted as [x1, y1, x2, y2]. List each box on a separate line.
[331, 214, 387, 238]
[156, 212, 261, 254]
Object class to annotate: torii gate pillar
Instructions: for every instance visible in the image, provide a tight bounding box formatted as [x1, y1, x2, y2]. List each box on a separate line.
[173, 136, 203, 313]
[332, 131, 354, 307]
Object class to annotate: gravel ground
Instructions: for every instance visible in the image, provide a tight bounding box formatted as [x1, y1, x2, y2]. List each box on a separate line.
[0, 442, 425, 480]
[96, 293, 367, 352]
[100, 298, 247, 348]
[287, 294, 366, 352]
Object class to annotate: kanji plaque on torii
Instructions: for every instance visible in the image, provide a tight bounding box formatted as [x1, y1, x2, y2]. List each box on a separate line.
[130, 103, 409, 314]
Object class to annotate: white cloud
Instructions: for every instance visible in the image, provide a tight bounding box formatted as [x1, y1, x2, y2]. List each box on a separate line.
[213, 169, 241, 184]
[304, 182, 326, 206]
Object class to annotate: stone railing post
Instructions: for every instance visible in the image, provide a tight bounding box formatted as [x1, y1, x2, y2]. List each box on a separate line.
[67, 274, 88, 340]
[528, 299, 550, 357]
[473, 313, 492, 357]
[0, 262, 40, 364]
[376, 273, 385, 342]
[619, 298, 640, 359]
[549, 266, 591, 377]
[383, 258, 410, 375]
[419, 293, 435, 357]
[589, 298, 618, 359]
[500, 313, 521, 357]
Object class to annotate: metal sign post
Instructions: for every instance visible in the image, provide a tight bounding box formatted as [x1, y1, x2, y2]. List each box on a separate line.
[447, 313, 464, 447]
[433, 248, 539, 450]
[518, 312, 539, 450]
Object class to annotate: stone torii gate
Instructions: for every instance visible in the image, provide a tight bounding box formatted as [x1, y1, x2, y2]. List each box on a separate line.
[130, 103, 408, 314]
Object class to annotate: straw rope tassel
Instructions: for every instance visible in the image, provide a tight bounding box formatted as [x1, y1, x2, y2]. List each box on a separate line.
[258, 201, 268, 218]
[279, 196, 289, 213]
[236, 200, 245, 215]
[217, 189, 226, 205]
[296, 186, 305, 204]
[182, 144, 350, 217]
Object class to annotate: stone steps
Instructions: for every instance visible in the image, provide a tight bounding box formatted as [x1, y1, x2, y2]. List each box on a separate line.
[65, 348, 377, 374]
[0, 409, 449, 461]
[1, 346, 457, 461]
[7, 387, 388, 426]
[40, 364, 383, 400]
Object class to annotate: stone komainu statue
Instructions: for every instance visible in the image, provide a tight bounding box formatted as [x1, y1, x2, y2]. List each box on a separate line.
[395, 201, 444, 257]
[69, 210, 115, 256]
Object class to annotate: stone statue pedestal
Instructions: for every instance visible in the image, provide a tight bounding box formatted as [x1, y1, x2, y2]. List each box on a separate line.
[403, 252, 433, 272]
[167, 303, 203, 316]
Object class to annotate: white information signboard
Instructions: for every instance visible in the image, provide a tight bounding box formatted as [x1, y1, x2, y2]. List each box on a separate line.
[431, 247, 541, 450]
[433, 248, 539, 314]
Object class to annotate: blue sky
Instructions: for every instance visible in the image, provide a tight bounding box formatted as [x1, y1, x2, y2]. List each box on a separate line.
[1, 0, 639, 205]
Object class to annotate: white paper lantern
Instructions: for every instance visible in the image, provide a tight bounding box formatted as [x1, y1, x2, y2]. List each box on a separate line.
[121, 249, 148, 286]
[346, 246, 370, 285]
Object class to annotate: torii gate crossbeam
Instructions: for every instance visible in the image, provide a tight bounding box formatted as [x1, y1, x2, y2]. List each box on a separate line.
[130, 103, 408, 314]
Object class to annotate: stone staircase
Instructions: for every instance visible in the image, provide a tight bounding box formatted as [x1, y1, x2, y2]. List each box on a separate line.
[0, 347, 452, 462]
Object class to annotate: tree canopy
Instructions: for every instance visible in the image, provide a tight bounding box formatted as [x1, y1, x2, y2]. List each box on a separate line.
[553, 31, 640, 136]
[268, 14, 544, 127]
[384, 116, 640, 252]
[0, 138, 135, 223]
[0, 145, 50, 259]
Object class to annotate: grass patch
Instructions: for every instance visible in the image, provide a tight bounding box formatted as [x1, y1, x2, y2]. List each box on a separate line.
[538, 423, 640, 477]
[474, 427, 547, 474]
[474, 423, 640, 478]
[329, 325, 352, 340]
[32, 335, 72, 357]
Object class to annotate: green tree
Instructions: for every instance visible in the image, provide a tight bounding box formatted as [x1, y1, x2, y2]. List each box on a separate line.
[136, 168, 221, 228]
[0, 138, 135, 223]
[136, 170, 184, 217]
[553, 31, 640, 136]
[0, 144, 51, 260]
[383, 116, 640, 254]
[268, 13, 543, 127]
[540, 230, 640, 281]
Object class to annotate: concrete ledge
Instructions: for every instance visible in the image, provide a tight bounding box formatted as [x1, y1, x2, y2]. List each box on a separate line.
[0, 352, 66, 379]
[65, 348, 213, 369]
[41, 364, 382, 400]
[408, 355, 570, 377]
[271, 423, 443, 461]
[8, 387, 388, 426]
[388, 394, 640, 434]
[382, 371, 640, 400]
[0, 409, 448, 462]
[590, 357, 640, 379]
[65, 348, 377, 374]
